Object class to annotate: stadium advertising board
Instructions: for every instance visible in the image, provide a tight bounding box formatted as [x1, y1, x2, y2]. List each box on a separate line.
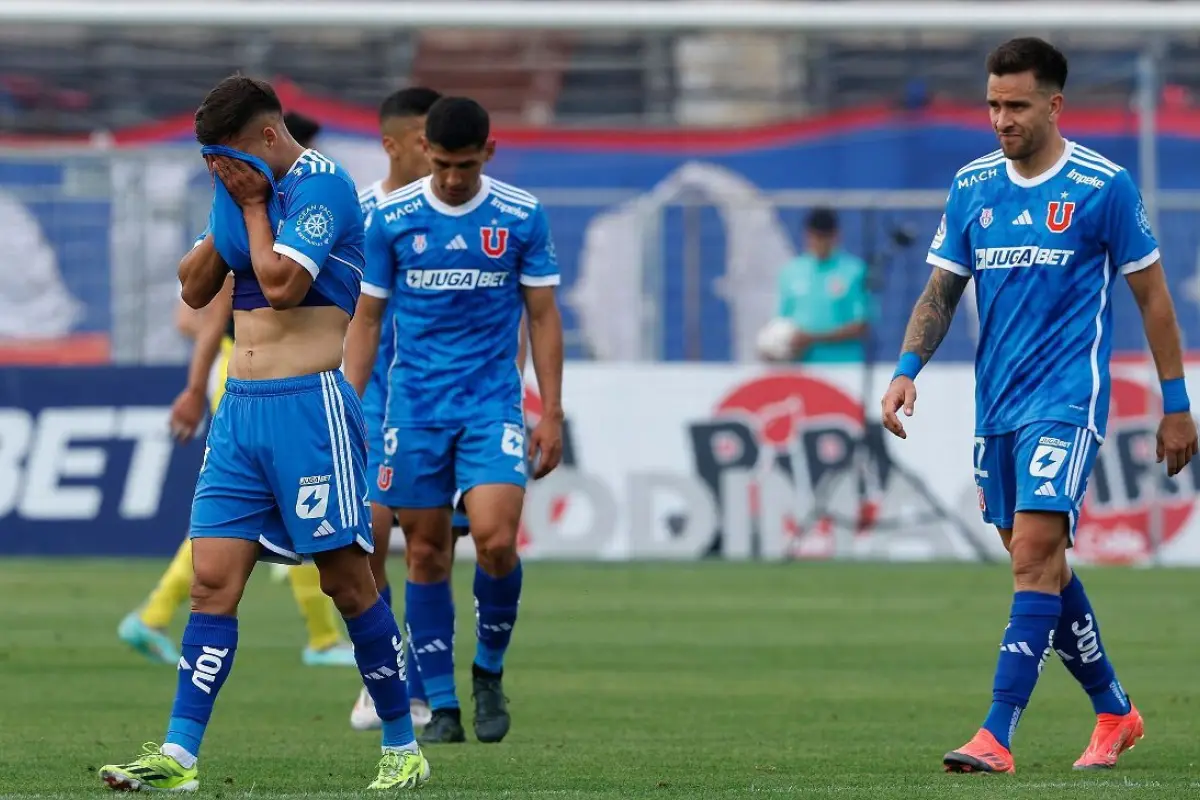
[0, 367, 205, 556]
[2, 365, 1197, 566]
[515, 362, 1200, 567]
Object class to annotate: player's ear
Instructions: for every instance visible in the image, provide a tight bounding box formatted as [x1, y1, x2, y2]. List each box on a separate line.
[484, 139, 496, 163]
[1048, 91, 1064, 123]
[381, 135, 398, 159]
[262, 124, 279, 149]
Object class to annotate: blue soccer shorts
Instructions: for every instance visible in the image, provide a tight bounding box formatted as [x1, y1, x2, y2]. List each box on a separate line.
[191, 371, 373, 564]
[973, 421, 1099, 543]
[372, 421, 528, 510]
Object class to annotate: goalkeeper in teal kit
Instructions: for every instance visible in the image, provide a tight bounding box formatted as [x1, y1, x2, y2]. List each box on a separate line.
[881, 37, 1196, 774]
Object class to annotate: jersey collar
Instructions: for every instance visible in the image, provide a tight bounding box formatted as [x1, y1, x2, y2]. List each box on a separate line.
[422, 175, 493, 217]
[1006, 139, 1073, 189]
[284, 148, 312, 177]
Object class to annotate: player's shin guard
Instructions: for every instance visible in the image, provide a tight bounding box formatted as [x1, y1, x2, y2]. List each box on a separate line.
[982, 591, 1062, 750]
[406, 580, 458, 710]
[345, 597, 416, 749]
[474, 560, 522, 674]
[1056, 573, 1131, 716]
[165, 613, 238, 762]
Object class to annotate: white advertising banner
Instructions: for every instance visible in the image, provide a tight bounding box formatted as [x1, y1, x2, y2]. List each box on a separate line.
[502, 362, 1200, 566]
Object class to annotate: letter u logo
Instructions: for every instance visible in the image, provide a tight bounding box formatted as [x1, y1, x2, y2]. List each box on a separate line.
[1046, 201, 1076, 233]
[480, 227, 509, 258]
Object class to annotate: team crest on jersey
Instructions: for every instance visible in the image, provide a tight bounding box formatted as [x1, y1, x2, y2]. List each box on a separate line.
[480, 227, 510, 258]
[1046, 201, 1076, 233]
[377, 465, 393, 491]
[412, 234, 427, 254]
[979, 208, 994, 229]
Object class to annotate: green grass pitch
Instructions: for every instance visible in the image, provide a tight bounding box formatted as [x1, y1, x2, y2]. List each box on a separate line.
[2, 559, 1199, 798]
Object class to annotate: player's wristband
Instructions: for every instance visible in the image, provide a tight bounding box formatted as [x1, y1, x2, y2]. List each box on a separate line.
[1161, 377, 1191, 414]
[892, 352, 923, 382]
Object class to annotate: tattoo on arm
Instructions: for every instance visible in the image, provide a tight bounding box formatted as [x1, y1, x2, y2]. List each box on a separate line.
[901, 269, 969, 363]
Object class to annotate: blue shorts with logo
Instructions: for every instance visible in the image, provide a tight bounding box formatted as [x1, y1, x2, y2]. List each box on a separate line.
[974, 421, 1098, 544]
[191, 371, 373, 564]
[372, 421, 528, 511]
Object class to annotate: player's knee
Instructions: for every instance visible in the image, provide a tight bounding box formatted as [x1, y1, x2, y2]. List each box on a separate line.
[317, 566, 375, 617]
[406, 532, 452, 583]
[472, 524, 519, 577]
[1009, 513, 1068, 591]
[190, 564, 243, 616]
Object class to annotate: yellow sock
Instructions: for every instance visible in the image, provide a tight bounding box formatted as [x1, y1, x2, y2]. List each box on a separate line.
[139, 538, 194, 630]
[288, 564, 344, 652]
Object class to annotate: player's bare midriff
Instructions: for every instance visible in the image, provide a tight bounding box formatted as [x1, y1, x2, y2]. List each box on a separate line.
[228, 305, 349, 380]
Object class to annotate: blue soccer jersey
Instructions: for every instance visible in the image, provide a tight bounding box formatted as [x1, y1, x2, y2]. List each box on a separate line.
[927, 140, 1159, 441]
[231, 148, 365, 316]
[362, 175, 560, 427]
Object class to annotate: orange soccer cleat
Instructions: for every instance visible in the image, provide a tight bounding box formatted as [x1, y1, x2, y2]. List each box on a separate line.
[943, 728, 1015, 774]
[1073, 704, 1144, 770]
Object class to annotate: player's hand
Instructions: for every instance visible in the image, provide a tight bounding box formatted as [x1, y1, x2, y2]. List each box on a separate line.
[1157, 411, 1198, 477]
[211, 156, 271, 208]
[527, 416, 563, 480]
[789, 331, 813, 360]
[169, 387, 207, 442]
[880, 376, 917, 440]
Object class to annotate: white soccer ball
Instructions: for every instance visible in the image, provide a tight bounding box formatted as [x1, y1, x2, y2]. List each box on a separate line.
[756, 317, 797, 361]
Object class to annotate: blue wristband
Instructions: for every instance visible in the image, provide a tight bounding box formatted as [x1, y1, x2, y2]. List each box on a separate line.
[893, 352, 923, 381]
[1162, 377, 1191, 414]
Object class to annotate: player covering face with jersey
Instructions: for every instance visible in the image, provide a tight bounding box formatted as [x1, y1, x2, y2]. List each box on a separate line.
[881, 37, 1197, 775]
[98, 75, 430, 792]
[344, 96, 565, 746]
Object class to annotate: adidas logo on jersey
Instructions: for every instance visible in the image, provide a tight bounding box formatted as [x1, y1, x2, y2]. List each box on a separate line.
[313, 519, 335, 538]
[1012, 210, 1033, 226]
[1034, 481, 1057, 498]
[445, 235, 468, 251]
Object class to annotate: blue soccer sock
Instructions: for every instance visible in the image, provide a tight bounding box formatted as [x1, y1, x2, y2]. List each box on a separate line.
[379, 583, 428, 703]
[164, 613, 239, 764]
[344, 597, 415, 750]
[1055, 573, 1131, 716]
[982, 591, 1062, 750]
[406, 580, 458, 710]
[474, 561, 522, 675]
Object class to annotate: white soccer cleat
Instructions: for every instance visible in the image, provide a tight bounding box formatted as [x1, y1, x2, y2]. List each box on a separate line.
[410, 698, 432, 729]
[350, 687, 434, 731]
[350, 686, 382, 731]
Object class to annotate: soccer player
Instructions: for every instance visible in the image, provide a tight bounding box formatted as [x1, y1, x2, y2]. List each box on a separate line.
[344, 96, 564, 745]
[881, 37, 1198, 774]
[117, 114, 357, 670]
[98, 76, 429, 791]
[349, 85, 443, 732]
